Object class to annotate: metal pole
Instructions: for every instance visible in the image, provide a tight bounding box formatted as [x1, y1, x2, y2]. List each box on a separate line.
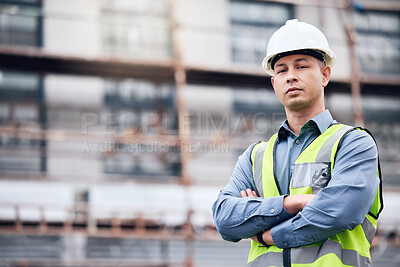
[339, 0, 365, 126]
[168, 0, 191, 187]
[168, 1, 193, 267]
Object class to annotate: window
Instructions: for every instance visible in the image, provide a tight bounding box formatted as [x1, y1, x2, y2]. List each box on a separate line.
[0, 0, 42, 47]
[0, 70, 45, 172]
[104, 78, 175, 111]
[354, 10, 400, 75]
[232, 88, 285, 139]
[103, 77, 180, 179]
[101, 0, 172, 59]
[230, 0, 293, 65]
[0, 70, 40, 101]
[233, 88, 283, 115]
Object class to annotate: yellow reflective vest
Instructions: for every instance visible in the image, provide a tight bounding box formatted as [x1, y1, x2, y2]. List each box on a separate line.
[248, 124, 383, 267]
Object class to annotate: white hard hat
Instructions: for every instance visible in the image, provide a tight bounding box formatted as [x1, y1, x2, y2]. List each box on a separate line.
[262, 19, 336, 76]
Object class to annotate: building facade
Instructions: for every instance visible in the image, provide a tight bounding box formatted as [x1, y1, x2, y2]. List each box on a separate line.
[0, 0, 399, 266]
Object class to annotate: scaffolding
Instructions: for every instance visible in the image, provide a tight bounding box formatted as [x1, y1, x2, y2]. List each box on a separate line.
[0, 0, 400, 266]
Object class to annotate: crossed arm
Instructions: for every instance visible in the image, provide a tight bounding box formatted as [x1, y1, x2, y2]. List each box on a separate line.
[212, 130, 379, 248]
[240, 188, 315, 245]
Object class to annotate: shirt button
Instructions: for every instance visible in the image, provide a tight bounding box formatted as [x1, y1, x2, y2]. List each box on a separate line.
[284, 241, 289, 247]
[276, 216, 280, 220]
[295, 139, 300, 145]
[269, 208, 275, 214]
[310, 238, 315, 242]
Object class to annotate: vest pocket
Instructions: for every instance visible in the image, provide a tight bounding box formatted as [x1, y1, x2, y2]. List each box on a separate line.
[291, 162, 331, 193]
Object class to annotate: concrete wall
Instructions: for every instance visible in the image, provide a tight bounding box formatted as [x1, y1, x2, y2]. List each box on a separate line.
[43, 0, 101, 57]
[175, 0, 231, 68]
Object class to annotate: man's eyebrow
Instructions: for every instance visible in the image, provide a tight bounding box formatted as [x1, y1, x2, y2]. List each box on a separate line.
[294, 58, 309, 63]
[275, 58, 310, 69]
[275, 62, 286, 69]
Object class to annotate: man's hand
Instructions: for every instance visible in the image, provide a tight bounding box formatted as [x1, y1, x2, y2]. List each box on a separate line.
[240, 188, 316, 246]
[240, 188, 258, 198]
[283, 194, 316, 215]
[240, 189, 316, 215]
[240, 188, 274, 245]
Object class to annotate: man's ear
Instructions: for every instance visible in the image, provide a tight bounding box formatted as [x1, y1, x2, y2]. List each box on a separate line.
[271, 76, 275, 87]
[321, 65, 331, 87]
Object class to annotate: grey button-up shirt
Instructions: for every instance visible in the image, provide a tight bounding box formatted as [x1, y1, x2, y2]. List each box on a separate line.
[212, 110, 379, 248]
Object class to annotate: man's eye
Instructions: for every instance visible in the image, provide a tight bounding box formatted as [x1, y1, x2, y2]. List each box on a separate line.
[298, 65, 308, 69]
[277, 69, 286, 74]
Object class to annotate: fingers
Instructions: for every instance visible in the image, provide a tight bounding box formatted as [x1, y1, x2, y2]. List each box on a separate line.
[248, 189, 258, 197]
[246, 188, 253, 197]
[240, 188, 259, 198]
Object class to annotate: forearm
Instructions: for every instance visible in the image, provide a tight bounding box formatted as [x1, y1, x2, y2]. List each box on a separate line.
[213, 143, 293, 242]
[271, 181, 379, 248]
[268, 130, 380, 248]
[251, 194, 316, 246]
[270, 204, 346, 248]
[212, 193, 292, 242]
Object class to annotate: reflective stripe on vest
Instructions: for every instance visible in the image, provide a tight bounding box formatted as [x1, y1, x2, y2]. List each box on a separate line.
[251, 239, 372, 267]
[248, 124, 383, 266]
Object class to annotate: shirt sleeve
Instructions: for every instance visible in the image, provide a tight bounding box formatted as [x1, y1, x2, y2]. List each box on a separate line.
[212, 143, 293, 242]
[271, 130, 380, 248]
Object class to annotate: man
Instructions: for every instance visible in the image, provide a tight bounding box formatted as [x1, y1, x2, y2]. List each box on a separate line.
[212, 19, 383, 267]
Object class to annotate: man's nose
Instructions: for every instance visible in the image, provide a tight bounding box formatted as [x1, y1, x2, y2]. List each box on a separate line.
[286, 69, 298, 83]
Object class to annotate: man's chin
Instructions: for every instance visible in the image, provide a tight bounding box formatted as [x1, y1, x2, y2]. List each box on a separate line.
[285, 100, 308, 111]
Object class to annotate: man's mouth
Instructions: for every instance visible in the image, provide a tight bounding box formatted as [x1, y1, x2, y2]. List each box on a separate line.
[286, 87, 302, 95]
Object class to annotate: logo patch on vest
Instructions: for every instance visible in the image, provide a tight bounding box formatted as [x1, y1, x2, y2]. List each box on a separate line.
[291, 162, 331, 193]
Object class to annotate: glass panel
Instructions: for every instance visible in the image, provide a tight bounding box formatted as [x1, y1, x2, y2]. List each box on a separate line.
[102, 77, 178, 178]
[230, 1, 290, 25]
[0, 3, 41, 47]
[231, 25, 277, 64]
[230, 1, 292, 65]
[354, 11, 400, 33]
[0, 70, 40, 91]
[0, 70, 42, 173]
[104, 78, 175, 110]
[101, 0, 172, 59]
[102, 0, 168, 16]
[233, 88, 282, 114]
[354, 11, 400, 75]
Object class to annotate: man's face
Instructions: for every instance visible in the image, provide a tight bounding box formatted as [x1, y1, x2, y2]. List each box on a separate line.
[271, 54, 331, 112]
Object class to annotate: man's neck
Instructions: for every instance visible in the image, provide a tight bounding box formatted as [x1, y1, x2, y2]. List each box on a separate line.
[285, 107, 325, 136]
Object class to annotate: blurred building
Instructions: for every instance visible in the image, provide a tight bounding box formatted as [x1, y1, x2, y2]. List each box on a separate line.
[0, 0, 399, 266]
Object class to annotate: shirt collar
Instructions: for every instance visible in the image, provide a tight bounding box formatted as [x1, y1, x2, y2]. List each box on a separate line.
[277, 110, 335, 142]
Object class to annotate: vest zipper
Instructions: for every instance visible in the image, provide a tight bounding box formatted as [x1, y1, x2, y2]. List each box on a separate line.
[283, 248, 291, 267]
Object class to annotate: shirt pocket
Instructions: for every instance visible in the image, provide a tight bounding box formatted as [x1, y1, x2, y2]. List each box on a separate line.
[291, 162, 331, 194]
